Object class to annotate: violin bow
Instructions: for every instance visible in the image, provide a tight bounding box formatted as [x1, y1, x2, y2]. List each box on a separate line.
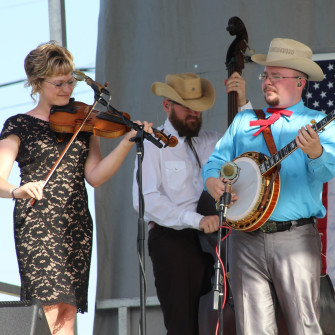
[29, 97, 102, 207]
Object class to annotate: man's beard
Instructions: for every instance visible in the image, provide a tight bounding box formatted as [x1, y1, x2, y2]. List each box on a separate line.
[264, 87, 280, 106]
[265, 96, 280, 107]
[169, 107, 202, 138]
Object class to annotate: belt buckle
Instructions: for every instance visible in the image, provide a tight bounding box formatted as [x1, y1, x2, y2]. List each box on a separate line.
[260, 221, 277, 233]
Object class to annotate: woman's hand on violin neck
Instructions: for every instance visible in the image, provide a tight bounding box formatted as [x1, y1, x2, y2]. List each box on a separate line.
[124, 120, 154, 143]
[84, 121, 153, 188]
[15, 181, 45, 200]
[138, 120, 154, 134]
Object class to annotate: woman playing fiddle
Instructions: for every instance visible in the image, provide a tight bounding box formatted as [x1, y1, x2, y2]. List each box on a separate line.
[0, 41, 152, 335]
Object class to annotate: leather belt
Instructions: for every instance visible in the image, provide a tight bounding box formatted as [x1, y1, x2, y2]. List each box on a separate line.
[259, 217, 315, 233]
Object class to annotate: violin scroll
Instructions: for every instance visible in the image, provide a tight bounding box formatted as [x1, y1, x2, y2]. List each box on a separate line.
[153, 128, 178, 148]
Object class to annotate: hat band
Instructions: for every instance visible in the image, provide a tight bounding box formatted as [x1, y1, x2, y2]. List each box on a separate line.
[270, 46, 295, 56]
[268, 46, 311, 60]
[180, 92, 202, 100]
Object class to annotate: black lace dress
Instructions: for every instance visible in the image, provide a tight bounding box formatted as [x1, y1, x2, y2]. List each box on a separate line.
[0, 114, 93, 313]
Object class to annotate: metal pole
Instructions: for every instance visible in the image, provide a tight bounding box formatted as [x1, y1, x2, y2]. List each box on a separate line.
[48, 0, 67, 46]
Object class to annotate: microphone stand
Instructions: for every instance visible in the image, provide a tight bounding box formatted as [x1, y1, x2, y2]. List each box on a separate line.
[94, 92, 163, 335]
[213, 183, 232, 335]
[131, 127, 147, 335]
[130, 127, 163, 335]
[77, 74, 167, 334]
[79, 81, 165, 334]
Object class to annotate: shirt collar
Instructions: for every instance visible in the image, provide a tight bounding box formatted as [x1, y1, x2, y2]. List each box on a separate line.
[265, 99, 304, 120]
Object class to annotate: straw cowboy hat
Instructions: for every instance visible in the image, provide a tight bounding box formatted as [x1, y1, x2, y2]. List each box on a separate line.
[151, 72, 215, 112]
[251, 38, 324, 81]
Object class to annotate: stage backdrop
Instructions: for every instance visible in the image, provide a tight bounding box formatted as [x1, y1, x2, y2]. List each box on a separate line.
[93, 1, 335, 333]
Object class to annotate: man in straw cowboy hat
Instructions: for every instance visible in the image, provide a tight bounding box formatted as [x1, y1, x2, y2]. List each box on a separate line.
[132, 72, 248, 334]
[204, 38, 335, 334]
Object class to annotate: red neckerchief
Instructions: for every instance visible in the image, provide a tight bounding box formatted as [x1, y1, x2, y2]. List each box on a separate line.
[250, 108, 293, 136]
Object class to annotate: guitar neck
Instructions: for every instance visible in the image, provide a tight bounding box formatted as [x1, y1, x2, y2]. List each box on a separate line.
[259, 110, 335, 175]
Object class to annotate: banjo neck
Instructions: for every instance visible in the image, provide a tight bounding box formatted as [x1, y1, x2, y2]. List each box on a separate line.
[259, 110, 335, 176]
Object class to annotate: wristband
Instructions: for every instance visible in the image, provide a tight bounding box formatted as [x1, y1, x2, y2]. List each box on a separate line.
[10, 187, 19, 200]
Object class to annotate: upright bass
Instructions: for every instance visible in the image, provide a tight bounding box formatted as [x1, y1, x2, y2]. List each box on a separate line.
[197, 16, 251, 219]
[197, 16, 251, 335]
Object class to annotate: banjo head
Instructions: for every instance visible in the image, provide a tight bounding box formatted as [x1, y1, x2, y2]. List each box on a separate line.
[226, 152, 280, 231]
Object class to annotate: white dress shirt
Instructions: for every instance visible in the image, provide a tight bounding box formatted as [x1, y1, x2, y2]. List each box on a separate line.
[132, 118, 221, 230]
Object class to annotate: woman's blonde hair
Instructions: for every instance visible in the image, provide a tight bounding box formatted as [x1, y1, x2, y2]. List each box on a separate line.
[24, 41, 74, 99]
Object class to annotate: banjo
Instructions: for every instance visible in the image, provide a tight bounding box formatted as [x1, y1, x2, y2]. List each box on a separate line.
[225, 110, 335, 232]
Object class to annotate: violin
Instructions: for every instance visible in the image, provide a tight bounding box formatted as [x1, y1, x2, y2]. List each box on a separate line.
[49, 98, 178, 148]
[26, 97, 177, 208]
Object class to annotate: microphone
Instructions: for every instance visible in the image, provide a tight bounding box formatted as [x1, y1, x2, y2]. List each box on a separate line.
[219, 161, 239, 208]
[220, 161, 239, 181]
[72, 70, 110, 95]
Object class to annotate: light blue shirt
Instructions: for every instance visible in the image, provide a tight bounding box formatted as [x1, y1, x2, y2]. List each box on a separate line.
[202, 100, 335, 220]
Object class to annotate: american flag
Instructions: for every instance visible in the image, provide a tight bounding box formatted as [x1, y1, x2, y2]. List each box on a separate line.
[302, 59, 335, 282]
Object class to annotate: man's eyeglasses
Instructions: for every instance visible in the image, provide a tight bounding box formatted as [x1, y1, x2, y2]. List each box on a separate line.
[44, 78, 76, 89]
[258, 73, 306, 83]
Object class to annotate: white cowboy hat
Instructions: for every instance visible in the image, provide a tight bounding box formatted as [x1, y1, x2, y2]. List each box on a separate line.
[251, 38, 324, 81]
[151, 72, 215, 112]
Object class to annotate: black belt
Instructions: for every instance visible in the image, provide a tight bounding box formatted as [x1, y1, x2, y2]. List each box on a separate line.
[259, 217, 315, 233]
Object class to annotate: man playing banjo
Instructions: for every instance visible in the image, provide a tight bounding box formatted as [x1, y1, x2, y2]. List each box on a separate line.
[203, 38, 335, 335]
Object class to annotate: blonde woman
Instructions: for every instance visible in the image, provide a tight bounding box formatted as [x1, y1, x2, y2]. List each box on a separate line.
[0, 41, 152, 335]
